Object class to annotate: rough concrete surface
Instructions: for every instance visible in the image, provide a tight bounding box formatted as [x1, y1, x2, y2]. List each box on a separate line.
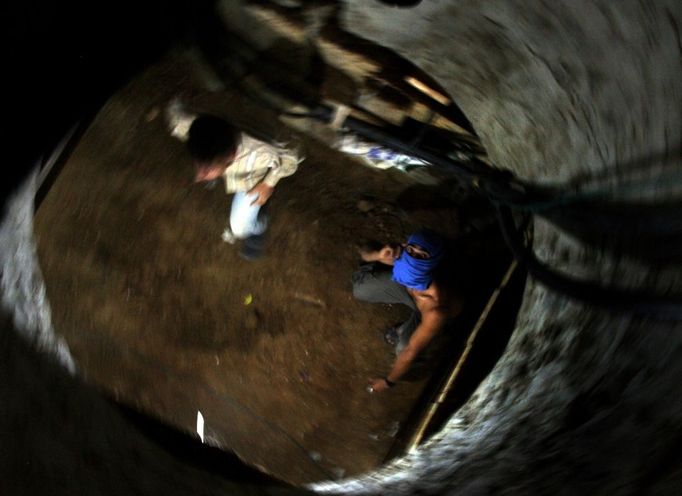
[2, 0, 682, 495]
[312, 1, 682, 494]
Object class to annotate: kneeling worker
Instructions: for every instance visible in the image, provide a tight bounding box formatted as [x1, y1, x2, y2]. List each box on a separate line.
[352, 231, 462, 393]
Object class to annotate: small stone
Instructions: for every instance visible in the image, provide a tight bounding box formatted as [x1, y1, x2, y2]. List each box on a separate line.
[309, 451, 322, 462]
[332, 467, 346, 479]
[356, 199, 375, 212]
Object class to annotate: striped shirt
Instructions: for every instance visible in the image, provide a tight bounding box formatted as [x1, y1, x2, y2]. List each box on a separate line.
[223, 133, 301, 193]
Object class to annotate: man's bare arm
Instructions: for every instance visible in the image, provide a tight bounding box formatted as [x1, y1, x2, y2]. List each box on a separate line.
[369, 308, 446, 392]
[358, 244, 402, 266]
[248, 182, 275, 206]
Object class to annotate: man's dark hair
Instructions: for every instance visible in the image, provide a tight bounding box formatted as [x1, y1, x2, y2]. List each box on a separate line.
[187, 114, 240, 163]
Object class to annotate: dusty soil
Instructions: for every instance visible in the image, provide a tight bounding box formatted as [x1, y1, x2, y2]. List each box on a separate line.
[33, 47, 503, 484]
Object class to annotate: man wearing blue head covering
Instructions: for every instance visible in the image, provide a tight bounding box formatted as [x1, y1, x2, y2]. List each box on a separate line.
[352, 230, 462, 393]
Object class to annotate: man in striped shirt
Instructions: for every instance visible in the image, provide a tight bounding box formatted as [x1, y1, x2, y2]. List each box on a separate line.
[186, 114, 301, 260]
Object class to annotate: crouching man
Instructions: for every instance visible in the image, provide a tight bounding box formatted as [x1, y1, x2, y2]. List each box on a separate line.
[187, 115, 302, 260]
[352, 231, 462, 393]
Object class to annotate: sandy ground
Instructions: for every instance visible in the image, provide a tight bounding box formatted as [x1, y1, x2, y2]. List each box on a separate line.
[33, 39, 507, 483]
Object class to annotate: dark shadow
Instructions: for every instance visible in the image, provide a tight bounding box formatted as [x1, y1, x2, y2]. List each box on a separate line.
[0, 310, 292, 493]
[387, 256, 526, 458]
[422, 264, 525, 437]
[115, 400, 283, 485]
[565, 146, 682, 190]
[396, 178, 474, 212]
[541, 199, 682, 264]
[11, 0, 196, 209]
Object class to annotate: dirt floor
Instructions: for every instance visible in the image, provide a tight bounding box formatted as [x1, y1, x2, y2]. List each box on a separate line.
[34, 43, 506, 484]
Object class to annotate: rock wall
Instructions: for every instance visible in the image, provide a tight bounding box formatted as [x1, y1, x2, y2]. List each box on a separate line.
[312, 1, 682, 494]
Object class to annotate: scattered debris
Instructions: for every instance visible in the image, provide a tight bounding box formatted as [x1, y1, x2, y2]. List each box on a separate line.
[337, 133, 430, 172]
[387, 420, 400, 438]
[331, 467, 346, 479]
[308, 451, 322, 462]
[368, 433, 379, 441]
[293, 292, 326, 308]
[196, 411, 205, 443]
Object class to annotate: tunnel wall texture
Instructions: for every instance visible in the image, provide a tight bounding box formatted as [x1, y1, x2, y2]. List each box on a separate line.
[2, 1, 681, 495]
[313, 0, 682, 494]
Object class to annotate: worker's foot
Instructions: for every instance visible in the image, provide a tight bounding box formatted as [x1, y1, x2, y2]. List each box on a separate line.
[221, 227, 236, 244]
[383, 326, 399, 346]
[240, 234, 266, 261]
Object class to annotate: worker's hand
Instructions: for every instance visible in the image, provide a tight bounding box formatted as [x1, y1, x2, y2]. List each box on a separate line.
[248, 183, 275, 206]
[367, 378, 391, 394]
[377, 244, 402, 265]
[358, 244, 402, 265]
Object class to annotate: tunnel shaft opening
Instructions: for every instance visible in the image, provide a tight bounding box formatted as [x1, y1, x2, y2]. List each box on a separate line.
[29, 0, 524, 486]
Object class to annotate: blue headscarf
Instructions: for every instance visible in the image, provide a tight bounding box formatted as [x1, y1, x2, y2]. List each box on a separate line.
[391, 231, 444, 290]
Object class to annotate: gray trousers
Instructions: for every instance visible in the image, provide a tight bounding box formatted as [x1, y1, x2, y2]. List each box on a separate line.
[351, 263, 421, 353]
